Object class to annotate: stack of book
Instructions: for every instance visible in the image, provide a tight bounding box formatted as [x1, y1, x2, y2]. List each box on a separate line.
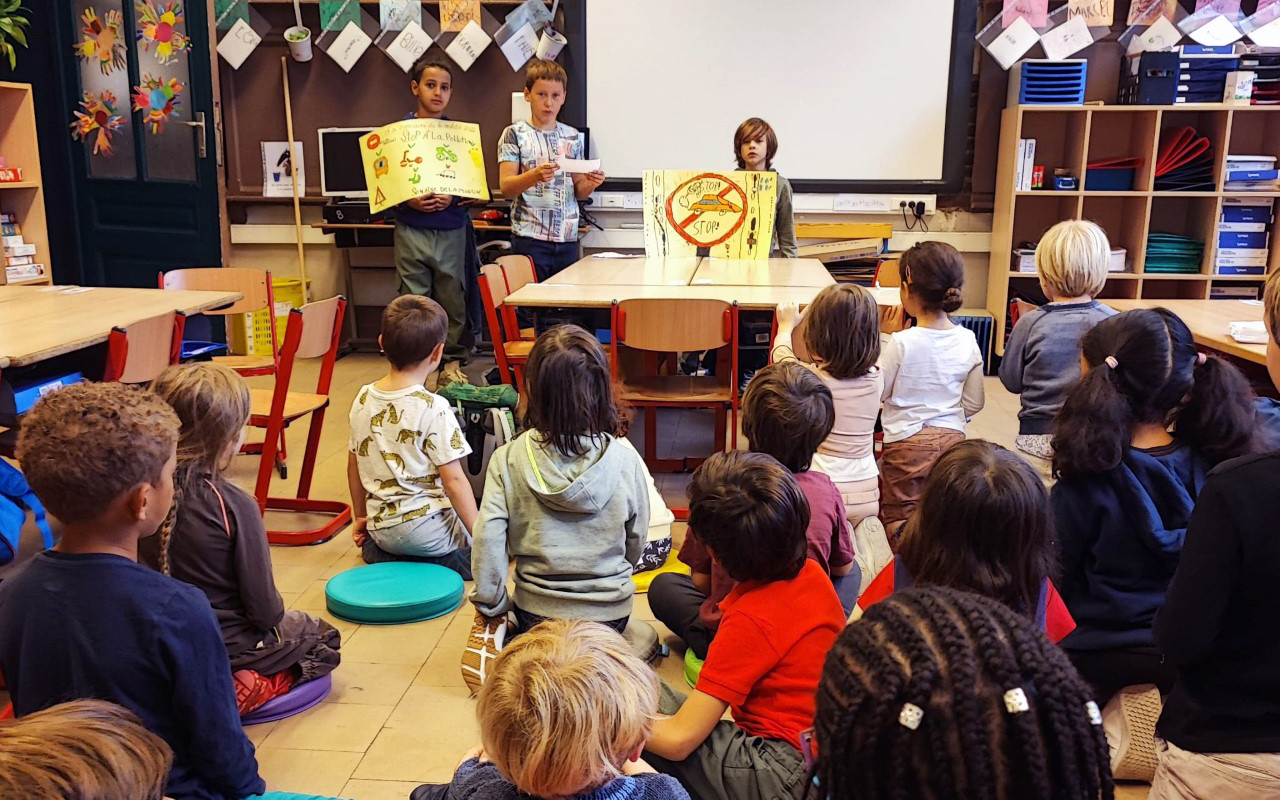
[1216, 198, 1273, 277]
[3, 212, 44, 282]
[1014, 138, 1037, 191]
[1224, 155, 1279, 192]
[1241, 53, 1280, 105]
[1145, 233, 1204, 274]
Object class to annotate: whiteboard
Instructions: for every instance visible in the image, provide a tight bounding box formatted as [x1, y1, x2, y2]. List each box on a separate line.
[585, 0, 961, 184]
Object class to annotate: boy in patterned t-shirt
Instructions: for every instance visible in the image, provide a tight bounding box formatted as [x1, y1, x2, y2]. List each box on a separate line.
[347, 296, 477, 577]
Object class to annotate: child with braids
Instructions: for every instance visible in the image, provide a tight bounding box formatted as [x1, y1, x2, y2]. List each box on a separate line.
[813, 586, 1114, 800]
[1145, 270, 1280, 798]
[857, 440, 1075, 643]
[140, 363, 340, 714]
[877, 241, 985, 536]
[1051, 308, 1257, 781]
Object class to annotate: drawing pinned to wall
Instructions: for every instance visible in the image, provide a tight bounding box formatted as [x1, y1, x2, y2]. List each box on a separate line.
[1127, 0, 1179, 26]
[1003, 0, 1049, 29]
[1067, 0, 1113, 27]
[70, 90, 125, 156]
[320, 0, 361, 33]
[135, 1, 191, 63]
[132, 75, 183, 134]
[1195, 0, 1241, 16]
[440, 0, 481, 32]
[214, 0, 249, 30]
[360, 118, 489, 213]
[75, 7, 127, 75]
[261, 141, 305, 198]
[642, 170, 777, 260]
[380, 0, 420, 31]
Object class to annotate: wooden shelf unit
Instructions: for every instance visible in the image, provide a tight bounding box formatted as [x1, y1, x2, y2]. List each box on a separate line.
[0, 82, 50, 286]
[989, 104, 1280, 354]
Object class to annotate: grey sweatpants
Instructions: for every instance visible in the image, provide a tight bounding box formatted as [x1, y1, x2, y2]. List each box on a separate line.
[229, 610, 341, 684]
[644, 683, 805, 800]
[394, 223, 468, 361]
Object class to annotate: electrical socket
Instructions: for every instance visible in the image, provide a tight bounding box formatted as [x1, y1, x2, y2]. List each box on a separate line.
[596, 193, 625, 209]
[889, 195, 936, 215]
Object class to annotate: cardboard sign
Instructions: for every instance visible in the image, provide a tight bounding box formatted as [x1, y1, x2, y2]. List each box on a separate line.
[360, 118, 489, 212]
[642, 170, 777, 260]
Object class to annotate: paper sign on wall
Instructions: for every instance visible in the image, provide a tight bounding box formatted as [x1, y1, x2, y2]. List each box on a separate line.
[1195, 0, 1241, 15]
[1188, 15, 1243, 45]
[1128, 0, 1178, 26]
[1126, 15, 1183, 54]
[642, 170, 777, 260]
[360, 118, 489, 212]
[386, 20, 433, 72]
[498, 22, 538, 71]
[440, 0, 481, 32]
[216, 16, 261, 69]
[445, 20, 492, 70]
[1249, 17, 1280, 46]
[1041, 14, 1093, 59]
[379, 0, 419, 31]
[326, 20, 373, 72]
[1003, 0, 1049, 29]
[1067, 0, 1113, 27]
[987, 16, 1041, 69]
[261, 141, 304, 198]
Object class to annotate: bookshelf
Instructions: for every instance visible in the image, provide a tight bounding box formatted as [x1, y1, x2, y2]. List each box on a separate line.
[989, 104, 1280, 354]
[0, 81, 50, 286]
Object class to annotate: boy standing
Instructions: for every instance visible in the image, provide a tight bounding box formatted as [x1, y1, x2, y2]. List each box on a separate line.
[0, 382, 264, 800]
[497, 60, 605, 280]
[645, 451, 846, 800]
[348, 295, 478, 576]
[396, 56, 471, 382]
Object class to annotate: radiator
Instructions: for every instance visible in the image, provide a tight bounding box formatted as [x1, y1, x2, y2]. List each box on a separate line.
[955, 310, 995, 376]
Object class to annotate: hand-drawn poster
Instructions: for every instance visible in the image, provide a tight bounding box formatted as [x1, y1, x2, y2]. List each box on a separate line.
[643, 170, 777, 260]
[1067, 0, 1113, 27]
[360, 118, 489, 212]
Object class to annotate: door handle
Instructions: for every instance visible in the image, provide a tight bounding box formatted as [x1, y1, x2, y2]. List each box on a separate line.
[184, 112, 207, 159]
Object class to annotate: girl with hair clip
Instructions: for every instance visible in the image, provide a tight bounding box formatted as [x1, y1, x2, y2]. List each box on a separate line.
[1051, 308, 1257, 781]
[141, 363, 340, 714]
[812, 586, 1114, 800]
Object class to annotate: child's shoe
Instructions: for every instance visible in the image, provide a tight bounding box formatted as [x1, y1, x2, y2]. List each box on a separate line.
[1104, 684, 1162, 782]
[461, 611, 507, 696]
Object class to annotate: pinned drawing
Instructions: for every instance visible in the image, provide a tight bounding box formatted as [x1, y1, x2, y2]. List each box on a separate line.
[132, 75, 184, 133]
[360, 118, 489, 213]
[1127, 0, 1178, 25]
[642, 170, 777, 259]
[136, 0, 192, 63]
[74, 7, 128, 75]
[70, 90, 125, 156]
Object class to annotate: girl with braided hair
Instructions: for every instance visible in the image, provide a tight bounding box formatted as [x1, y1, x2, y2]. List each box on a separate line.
[139, 363, 340, 714]
[1051, 308, 1256, 781]
[813, 586, 1114, 800]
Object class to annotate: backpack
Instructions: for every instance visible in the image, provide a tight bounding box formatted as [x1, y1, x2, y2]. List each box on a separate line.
[438, 383, 519, 500]
[0, 460, 54, 566]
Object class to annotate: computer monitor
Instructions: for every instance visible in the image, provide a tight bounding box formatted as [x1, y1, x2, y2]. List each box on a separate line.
[319, 127, 375, 198]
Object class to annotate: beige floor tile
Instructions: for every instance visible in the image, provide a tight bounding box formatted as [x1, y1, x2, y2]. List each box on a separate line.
[272, 563, 333, 595]
[242, 719, 277, 746]
[269, 534, 353, 567]
[328, 662, 419, 706]
[341, 616, 452, 665]
[290, 578, 333, 611]
[412, 642, 468, 690]
[631, 592, 655, 620]
[342, 778, 429, 800]
[323, 551, 370, 579]
[256, 747, 364, 796]
[262, 701, 395, 752]
[352, 686, 479, 783]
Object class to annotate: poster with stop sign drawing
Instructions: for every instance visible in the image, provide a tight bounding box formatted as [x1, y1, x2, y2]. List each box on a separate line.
[642, 170, 777, 259]
[360, 118, 489, 213]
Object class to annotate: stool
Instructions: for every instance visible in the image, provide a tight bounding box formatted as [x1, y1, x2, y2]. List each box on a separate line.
[683, 648, 704, 689]
[325, 562, 465, 625]
[242, 674, 332, 725]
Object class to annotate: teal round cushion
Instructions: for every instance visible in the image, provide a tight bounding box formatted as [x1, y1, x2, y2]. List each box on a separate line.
[325, 563, 464, 624]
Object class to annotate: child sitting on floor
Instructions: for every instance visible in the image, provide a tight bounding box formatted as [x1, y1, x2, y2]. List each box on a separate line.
[0, 382, 265, 800]
[857, 439, 1074, 642]
[347, 295, 477, 575]
[141, 363, 340, 713]
[645, 451, 845, 800]
[414, 619, 687, 800]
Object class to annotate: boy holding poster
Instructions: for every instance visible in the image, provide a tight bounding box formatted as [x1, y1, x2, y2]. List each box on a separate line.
[497, 59, 604, 279]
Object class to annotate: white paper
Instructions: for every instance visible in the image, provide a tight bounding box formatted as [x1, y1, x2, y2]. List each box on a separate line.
[261, 142, 304, 198]
[834, 194, 891, 212]
[1247, 16, 1280, 46]
[216, 17, 262, 69]
[556, 157, 601, 173]
[326, 20, 373, 73]
[60, 287, 96, 294]
[1188, 14, 1244, 45]
[1041, 14, 1094, 59]
[385, 20, 433, 71]
[380, 0, 418, 30]
[444, 19, 492, 71]
[592, 252, 644, 259]
[499, 22, 538, 71]
[1126, 16, 1183, 54]
[511, 91, 532, 124]
[1230, 320, 1267, 343]
[987, 16, 1041, 70]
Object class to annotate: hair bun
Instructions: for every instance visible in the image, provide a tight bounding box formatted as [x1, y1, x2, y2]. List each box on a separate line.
[942, 287, 964, 313]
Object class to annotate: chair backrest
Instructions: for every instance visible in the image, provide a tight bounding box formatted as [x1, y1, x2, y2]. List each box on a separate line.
[481, 263, 509, 305]
[478, 271, 514, 379]
[161, 267, 276, 317]
[616, 299, 733, 353]
[497, 254, 537, 292]
[292, 296, 346, 396]
[875, 259, 902, 288]
[104, 311, 186, 384]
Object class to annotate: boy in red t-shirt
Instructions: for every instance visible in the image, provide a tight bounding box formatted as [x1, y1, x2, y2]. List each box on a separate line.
[645, 451, 846, 800]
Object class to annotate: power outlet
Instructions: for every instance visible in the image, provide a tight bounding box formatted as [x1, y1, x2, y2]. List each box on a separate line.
[889, 195, 936, 215]
[595, 193, 625, 209]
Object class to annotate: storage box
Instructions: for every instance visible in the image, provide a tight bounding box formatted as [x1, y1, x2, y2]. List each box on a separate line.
[227, 278, 310, 356]
[1085, 167, 1136, 191]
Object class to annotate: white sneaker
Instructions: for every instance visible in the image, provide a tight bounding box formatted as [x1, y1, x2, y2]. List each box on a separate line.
[460, 612, 507, 696]
[1104, 684, 1162, 782]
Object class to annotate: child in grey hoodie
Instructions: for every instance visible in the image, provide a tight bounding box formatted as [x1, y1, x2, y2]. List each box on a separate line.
[470, 325, 651, 635]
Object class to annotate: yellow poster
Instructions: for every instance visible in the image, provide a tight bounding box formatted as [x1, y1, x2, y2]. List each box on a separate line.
[643, 170, 777, 259]
[360, 118, 489, 213]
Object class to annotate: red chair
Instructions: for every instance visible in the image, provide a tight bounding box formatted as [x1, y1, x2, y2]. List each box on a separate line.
[496, 254, 538, 341]
[251, 296, 351, 545]
[479, 264, 533, 388]
[103, 310, 186, 383]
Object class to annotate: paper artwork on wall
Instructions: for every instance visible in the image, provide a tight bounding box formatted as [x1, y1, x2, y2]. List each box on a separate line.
[360, 119, 490, 213]
[262, 142, 305, 197]
[444, 19, 492, 71]
[74, 7, 128, 75]
[642, 170, 777, 260]
[440, 0, 481, 32]
[1003, 0, 1049, 29]
[1067, 0, 1113, 27]
[380, 0, 420, 31]
[71, 91, 126, 156]
[216, 17, 262, 69]
[135, 1, 192, 64]
[132, 75, 184, 134]
[1127, 0, 1178, 26]
[320, 0, 361, 33]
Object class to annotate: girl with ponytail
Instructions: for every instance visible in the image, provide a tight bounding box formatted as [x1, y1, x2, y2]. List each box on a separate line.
[877, 241, 986, 535]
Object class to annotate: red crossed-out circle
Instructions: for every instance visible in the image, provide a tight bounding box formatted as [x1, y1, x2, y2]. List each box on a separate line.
[665, 172, 749, 247]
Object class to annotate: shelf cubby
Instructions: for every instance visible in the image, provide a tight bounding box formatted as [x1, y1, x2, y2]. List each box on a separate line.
[1157, 109, 1231, 192]
[1086, 109, 1159, 191]
[1083, 195, 1150, 274]
[1019, 110, 1090, 179]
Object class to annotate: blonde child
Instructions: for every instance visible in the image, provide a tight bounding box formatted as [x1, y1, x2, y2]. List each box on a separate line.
[415, 619, 686, 800]
[878, 241, 985, 537]
[141, 363, 340, 712]
[733, 117, 796, 257]
[999, 220, 1116, 463]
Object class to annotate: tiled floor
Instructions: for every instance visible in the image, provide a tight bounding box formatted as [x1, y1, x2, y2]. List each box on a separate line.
[221, 354, 1143, 799]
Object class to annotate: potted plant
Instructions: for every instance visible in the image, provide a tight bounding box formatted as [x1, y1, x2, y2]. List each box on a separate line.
[0, 0, 30, 70]
[284, 0, 311, 62]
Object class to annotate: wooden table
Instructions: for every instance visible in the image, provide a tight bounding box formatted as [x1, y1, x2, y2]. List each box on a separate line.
[689, 258, 836, 288]
[543, 255, 701, 286]
[1107, 298, 1267, 364]
[0, 285, 243, 369]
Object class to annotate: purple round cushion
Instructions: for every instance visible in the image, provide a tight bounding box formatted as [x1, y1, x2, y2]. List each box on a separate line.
[242, 673, 332, 725]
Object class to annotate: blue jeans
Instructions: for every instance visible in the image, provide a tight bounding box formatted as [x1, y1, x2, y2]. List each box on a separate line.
[511, 235, 579, 280]
[360, 538, 473, 581]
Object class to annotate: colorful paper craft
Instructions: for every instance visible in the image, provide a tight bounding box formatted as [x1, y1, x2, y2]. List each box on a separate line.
[75, 7, 127, 75]
[70, 91, 125, 156]
[642, 170, 777, 260]
[132, 75, 184, 134]
[360, 119, 489, 213]
[136, 0, 192, 64]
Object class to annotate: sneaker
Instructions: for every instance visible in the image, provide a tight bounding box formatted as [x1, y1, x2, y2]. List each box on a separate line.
[623, 620, 664, 664]
[460, 611, 507, 696]
[1103, 684, 1162, 782]
[439, 360, 469, 388]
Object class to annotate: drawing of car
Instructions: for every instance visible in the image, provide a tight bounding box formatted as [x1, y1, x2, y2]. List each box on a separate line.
[688, 193, 742, 214]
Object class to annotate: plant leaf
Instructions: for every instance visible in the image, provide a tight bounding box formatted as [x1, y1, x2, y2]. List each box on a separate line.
[7, 24, 24, 47]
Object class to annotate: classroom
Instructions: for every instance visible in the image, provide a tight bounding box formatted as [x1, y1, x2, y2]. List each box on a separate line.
[2, 0, 1280, 798]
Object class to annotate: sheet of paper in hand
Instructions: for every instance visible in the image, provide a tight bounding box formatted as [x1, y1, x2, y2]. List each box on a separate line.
[361, 118, 489, 212]
[643, 170, 777, 260]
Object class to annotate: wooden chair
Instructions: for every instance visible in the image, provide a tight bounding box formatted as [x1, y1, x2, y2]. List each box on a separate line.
[479, 264, 533, 388]
[251, 296, 352, 546]
[496, 254, 537, 340]
[103, 311, 186, 383]
[160, 267, 279, 376]
[611, 299, 738, 472]
[874, 258, 902, 288]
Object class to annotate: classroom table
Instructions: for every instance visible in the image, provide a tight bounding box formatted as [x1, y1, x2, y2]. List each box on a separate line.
[1107, 298, 1266, 365]
[0, 285, 243, 369]
[689, 257, 836, 288]
[543, 255, 701, 286]
[506, 279, 899, 310]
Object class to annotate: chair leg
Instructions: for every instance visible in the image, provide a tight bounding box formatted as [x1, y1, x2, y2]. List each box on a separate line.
[266, 407, 351, 546]
[714, 406, 727, 452]
[644, 406, 657, 464]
